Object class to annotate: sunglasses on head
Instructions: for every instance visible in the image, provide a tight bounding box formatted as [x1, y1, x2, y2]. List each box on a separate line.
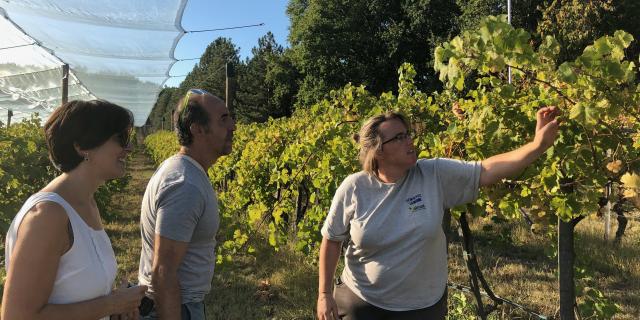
[180, 89, 209, 117]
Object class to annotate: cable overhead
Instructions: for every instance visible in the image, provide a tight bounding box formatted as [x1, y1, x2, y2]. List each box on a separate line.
[169, 59, 230, 77]
[185, 22, 264, 33]
[176, 56, 236, 62]
[0, 42, 36, 51]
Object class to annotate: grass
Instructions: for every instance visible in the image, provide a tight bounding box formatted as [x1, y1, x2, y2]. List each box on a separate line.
[103, 147, 156, 283]
[104, 149, 640, 319]
[447, 214, 640, 319]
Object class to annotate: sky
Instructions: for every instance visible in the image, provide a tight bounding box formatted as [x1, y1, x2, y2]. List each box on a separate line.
[165, 0, 291, 87]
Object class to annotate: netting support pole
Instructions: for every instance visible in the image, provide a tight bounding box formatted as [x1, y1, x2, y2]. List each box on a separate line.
[604, 181, 611, 241]
[61, 64, 69, 105]
[507, 0, 512, 84]
[226, 62, 236, 116]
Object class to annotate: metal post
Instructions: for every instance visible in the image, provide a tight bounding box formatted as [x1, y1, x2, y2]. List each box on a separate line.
[507, 0, 512, 84]
[61, 64, 69, 104]
[604, 149, 612, 241]
[604, 183, 611, 241]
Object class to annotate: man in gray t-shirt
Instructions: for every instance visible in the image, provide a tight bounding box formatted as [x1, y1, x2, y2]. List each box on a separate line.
[138, 89, 235, 319]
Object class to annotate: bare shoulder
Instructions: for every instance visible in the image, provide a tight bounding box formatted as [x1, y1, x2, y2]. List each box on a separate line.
[22, 201, 68, 226]
[16, 201, 70, 246]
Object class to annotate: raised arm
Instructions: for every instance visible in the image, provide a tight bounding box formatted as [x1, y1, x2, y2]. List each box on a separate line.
[479, 106, 560, 187]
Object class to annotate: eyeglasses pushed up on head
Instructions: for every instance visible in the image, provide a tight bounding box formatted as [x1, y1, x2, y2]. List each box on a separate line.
[180, 88, 210, 117]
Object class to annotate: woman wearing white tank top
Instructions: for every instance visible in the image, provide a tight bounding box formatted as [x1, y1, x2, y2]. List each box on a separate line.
[2, 100, 147, 320]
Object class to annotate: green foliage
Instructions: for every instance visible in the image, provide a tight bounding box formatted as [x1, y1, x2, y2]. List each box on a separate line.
[575, 267, 621, 319]
[146, 21, 639, 275]
[142, 22, 637, 319]
[143, 63, 467, 259]
[456, 0, 544, 34]
[235, 32, 298, 123]
[143, 130, 180, 164]
[96, 175, 131, 220]
[538, 0, 640, 63]
[0, 117, 56, 232]
[447, 291, 477, 319]
[186, 37, 241, 100]
[148, 38, 241, 131]
[146, 87, 181, 130]
[0, 116, 130, 239]
[287, 0, 460, 106]
[434, 16, 640, 223]
[149, 35, 297, 128]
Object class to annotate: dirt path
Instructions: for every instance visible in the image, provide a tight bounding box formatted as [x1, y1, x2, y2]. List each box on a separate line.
[104, 147, 156, 282]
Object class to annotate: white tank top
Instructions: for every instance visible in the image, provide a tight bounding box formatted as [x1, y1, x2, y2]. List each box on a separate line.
[5, 192, 117, 319]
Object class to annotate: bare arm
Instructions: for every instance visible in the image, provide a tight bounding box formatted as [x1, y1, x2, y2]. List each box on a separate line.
[317, 237, 342, 320]
[152, 234, 189, 320]
[480, 106, 560, 187]
[1, 203, 145, 320]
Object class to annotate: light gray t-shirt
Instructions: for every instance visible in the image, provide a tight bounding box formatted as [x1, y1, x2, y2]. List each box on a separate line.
[138, 154, 220, 304]
[321, 158, 481, 311]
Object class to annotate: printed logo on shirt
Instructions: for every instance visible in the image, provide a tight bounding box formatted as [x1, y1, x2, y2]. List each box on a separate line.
[406, 193, 426, 213]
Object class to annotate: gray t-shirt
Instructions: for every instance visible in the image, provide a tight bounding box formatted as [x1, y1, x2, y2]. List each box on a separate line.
[138, 154, 220, 304]
[321, 158, 481, 311]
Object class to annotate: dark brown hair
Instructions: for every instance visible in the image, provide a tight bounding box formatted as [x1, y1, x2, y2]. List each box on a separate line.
[44, 100, 133, 172]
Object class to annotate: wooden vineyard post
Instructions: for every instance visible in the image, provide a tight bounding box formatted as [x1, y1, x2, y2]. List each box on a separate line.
[558, 217, 576, 320]
[226, 62, 236, 116]
[6, 109, 12, 128]
[61, 64, 69, 104]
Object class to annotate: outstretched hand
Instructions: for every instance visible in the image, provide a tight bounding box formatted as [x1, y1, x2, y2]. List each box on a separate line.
[533, 106, 560, 151]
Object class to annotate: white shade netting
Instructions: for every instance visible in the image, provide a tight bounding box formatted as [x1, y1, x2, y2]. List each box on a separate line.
[0, 0, 188, 126]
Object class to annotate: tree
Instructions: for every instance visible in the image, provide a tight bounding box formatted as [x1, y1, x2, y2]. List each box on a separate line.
[538, 0, 640, 62]
[264, 49, 299, 121]
[456, 0, 545, 34]
[146, 87, 180, 130]
[236, 32, 298, 123]
[287, 0, 460, 106]
[182, 37, 241, 100]
[145, 38, 240, 131]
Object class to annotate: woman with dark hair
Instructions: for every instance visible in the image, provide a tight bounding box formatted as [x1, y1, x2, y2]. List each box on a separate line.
[2, 100, 147, 320]
[317, 108, 559, 320]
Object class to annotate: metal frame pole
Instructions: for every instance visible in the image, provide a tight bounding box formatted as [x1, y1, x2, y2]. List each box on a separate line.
[507, 0, 512, 84]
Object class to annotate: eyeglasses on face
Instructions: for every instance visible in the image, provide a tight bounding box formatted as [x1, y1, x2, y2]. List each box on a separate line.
[381, 131, 414, 145]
